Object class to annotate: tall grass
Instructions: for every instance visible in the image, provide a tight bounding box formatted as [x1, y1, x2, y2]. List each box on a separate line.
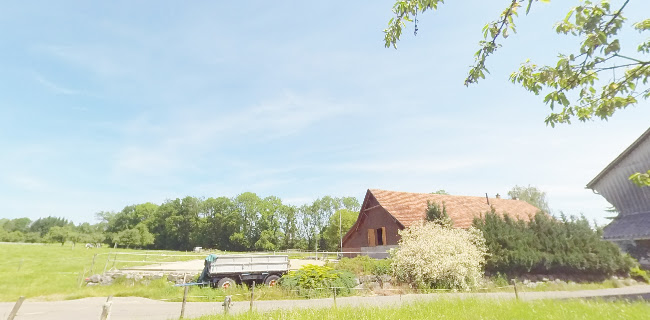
[192, 298, 650, 320]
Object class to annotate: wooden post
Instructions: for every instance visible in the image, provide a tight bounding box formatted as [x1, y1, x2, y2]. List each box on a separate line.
[332, 287, 337, 308]
[110, 253, 117, 270]
[7, 296, 25, 320]
[100, 296, 113, 320]
[511, 279, 519, 300]
[180, 286, 189, 319]
[249, 281, 255, 312]
[103, 254, 110, 274]
[78, 268, 87, 287]
[90, 253, 98, 274]
[223, 296, 231, 315]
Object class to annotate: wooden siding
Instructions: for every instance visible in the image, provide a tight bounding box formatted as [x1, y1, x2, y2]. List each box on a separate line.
[342, 206, 402, 249]
[590, 135, 650, 217]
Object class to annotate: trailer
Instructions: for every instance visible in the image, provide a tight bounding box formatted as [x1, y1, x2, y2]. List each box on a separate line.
[197, 254, 289, 289]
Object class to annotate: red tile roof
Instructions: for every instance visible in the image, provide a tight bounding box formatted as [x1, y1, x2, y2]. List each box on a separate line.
[369, 189, 539, 228]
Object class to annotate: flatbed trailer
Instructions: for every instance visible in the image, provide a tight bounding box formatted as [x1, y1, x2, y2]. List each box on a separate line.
[197, 254, 289, 288]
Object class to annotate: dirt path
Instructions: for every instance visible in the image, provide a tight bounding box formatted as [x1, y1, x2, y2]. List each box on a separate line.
[2, 285, 649, 320]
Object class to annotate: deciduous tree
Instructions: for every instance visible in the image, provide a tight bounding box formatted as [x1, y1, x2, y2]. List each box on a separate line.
[384, 0, 650, 185]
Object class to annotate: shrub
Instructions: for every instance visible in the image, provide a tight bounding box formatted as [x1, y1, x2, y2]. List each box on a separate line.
[474, 212, 635, 277]
[333, 255, 391, 276]
[280, 264, 357, 296]
[391, 222, 487, 290]
[630, 267, 650, 283]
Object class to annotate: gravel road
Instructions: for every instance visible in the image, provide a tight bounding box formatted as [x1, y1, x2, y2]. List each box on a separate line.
[2, 285, 649, 320]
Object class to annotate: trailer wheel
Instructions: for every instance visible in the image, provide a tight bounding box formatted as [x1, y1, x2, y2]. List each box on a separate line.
[217, 277, 236, 289]
[264, 275, 281, 287]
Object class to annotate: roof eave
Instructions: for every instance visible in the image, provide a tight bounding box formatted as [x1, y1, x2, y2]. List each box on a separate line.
[586, 127, 650, 189]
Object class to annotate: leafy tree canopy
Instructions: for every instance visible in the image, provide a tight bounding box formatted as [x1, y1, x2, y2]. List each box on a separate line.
[385, 0, 650, 186]
[507, 185, 551, 213]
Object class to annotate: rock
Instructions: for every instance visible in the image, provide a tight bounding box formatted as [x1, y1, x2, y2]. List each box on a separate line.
[542, 277, 550, 282]
[151, 273, 163, 280]
[89, 274, 101, 283]
[100, 275, 113, 285]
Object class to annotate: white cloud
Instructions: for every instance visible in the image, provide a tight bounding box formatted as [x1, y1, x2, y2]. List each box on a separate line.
[112, 92, 357, 177]
[331, 157, 496, 174]
[33, 73, 81, 95]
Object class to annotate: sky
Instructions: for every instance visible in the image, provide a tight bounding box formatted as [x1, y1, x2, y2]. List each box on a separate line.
[1, 1, 649, 225]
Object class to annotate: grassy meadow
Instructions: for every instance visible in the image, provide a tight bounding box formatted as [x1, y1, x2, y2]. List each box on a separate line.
[193, 298, 650, 320]
[0, 242, 199, 301]
[0, 242, 645, 303]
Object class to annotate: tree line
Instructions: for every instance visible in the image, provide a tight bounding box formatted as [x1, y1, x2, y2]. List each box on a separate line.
[0, 193, 360, 251]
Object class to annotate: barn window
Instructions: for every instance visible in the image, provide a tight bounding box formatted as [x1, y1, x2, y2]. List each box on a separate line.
[368, 227, 386, 246]
[376, 227, 384, 245]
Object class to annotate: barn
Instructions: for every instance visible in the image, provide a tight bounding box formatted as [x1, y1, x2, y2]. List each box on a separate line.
[587, 127, 650, 267]
[341, 189, 540, 258]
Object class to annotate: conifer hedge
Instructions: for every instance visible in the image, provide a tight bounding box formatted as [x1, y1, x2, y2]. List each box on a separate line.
[473, 211, 635, 277]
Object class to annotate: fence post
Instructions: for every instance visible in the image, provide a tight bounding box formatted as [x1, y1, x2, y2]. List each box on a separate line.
[90, 253, 98, 274]
[223, 296, 231, 315]
[511, 279, 519, 300]
[110, 253, 117, 270]
[100, 296, 113, 320]
[180, 286, 189, 319]
[332, 287, 337, 308]
[78, 268, 87, 287]
[7, 296, 25, 320]
[249, 281, 255, 312]
[103, 254, 110, 274]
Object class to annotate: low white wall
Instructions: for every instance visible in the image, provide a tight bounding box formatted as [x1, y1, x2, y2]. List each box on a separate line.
[360, 245, 398, 259]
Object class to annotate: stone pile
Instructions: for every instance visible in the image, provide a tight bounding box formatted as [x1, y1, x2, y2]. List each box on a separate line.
[84, 271, 199, 286]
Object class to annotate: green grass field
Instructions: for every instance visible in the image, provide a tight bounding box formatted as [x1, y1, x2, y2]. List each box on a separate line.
[0, 242, 200, 301]
[192, 298, 650, 320]
[0, 243, 644, 303]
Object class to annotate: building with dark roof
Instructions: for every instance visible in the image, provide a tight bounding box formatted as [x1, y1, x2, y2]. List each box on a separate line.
[587, 127, 650, 266]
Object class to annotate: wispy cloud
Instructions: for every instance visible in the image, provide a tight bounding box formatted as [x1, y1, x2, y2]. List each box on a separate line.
[33, 72, 81, 95]
[331, 157, 497, 174]
[39, 44, 133, 77]
[112, 92, 357, 178]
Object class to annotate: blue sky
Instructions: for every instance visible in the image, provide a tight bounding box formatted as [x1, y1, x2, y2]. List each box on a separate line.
[1, 1, 649, 225]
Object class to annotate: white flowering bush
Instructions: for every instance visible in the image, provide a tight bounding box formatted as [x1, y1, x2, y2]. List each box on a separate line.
[391, 222, 488, 290]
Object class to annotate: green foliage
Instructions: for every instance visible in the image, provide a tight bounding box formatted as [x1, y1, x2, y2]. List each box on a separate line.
[333, 255, 392, 276]
[322, 209, 359, 251]
[425, 201, 452, 227]
[473, 212, 635, 276]
[431, 189, 449, 195]
[629, 169, 650, 187]
[6, 193, 361, 251]
[280, 264, 356, 295]
[45, 226, 74, 245]
[30, 216, 72, 236]
[507, 185, 551, 213]
[629, 267, 650, 283]
[384, 1, 650, 183]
